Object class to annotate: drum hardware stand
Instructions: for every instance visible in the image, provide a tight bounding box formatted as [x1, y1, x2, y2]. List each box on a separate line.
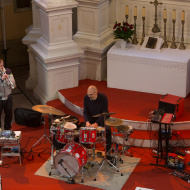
[107, 127, 123, 164]
[93, 116, 123, 181]
[31, 113, 52, 150]
[119, 132, 133, 158]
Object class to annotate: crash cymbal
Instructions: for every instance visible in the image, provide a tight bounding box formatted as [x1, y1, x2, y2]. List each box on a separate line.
[93, 112, 116, 117]
[32, 105, 65, 116]
[116, 125, 130, 133]
[105, 118, 123, 126]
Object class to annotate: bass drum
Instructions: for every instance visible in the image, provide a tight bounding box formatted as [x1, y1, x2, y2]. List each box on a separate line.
[54, 142, 88, 178]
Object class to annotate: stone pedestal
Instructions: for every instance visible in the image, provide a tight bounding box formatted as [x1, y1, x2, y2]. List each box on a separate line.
[31, 0, 83, 104]
[74, 0, 114, 81]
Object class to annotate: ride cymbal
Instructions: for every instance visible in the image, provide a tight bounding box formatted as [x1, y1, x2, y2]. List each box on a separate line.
[105, 118, 123, 126]
[93, 112, 116, 117]
[32, 105, 65, 116]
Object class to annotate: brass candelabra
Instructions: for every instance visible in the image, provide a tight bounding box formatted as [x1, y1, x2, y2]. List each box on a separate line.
[132, 16, 138, 44]
[179, 21, 185, 50]
[162, 19, 168, 48]
[140, 17, 145, 45]
[170, 20, 177, 49]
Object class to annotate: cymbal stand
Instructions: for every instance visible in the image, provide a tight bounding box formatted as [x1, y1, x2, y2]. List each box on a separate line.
[93, 116, 123, 181]
[31, 113, 52, 150]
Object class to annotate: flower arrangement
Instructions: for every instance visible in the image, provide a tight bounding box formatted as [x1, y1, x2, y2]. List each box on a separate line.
[113, 21, 134, 42]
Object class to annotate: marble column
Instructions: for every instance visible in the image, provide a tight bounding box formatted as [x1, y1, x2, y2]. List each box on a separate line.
[74, 0, 114, 81]
[31, 0, 83, 104]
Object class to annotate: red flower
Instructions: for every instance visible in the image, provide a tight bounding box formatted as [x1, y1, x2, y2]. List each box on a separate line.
[123, 27, 128, 32]
[117, 23, 121, 26]
[130, 24, 133, 29]
[113, 24, 117, 29]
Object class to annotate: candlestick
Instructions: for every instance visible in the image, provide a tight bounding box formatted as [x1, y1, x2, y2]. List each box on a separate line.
[132, 16, 138, 44]
[134, 6, 137, 17]
[179, 20, 186, 50]
[172, 9, 176, 20]
[142, 7, 145, 17]
[162, 19, 168, 48]
[125, 15, 129, 23]
[140, 17, 145, 45]
[181, 10, 185, 21]
[163, 9, 167, 19]
[170, 20, 177, 49]
[126, 5, 129, 15]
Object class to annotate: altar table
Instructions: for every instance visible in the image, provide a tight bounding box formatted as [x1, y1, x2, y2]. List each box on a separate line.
[107, 41, 190, 97]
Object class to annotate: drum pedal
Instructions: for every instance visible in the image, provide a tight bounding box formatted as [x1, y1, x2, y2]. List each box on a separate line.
[65, 178, 76, 184]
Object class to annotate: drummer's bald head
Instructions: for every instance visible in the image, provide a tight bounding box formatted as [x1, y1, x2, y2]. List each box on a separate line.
[87, 85, 98, 100]
[88, 85, 97, 93]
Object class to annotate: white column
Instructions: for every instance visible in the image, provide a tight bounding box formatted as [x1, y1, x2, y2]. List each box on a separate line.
[31, 0, 83, 104]
[74, 0, 114, 81]
[22, 0, 41, 90]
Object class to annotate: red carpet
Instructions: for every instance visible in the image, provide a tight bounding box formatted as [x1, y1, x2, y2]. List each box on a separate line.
[58, 79, 190, 122]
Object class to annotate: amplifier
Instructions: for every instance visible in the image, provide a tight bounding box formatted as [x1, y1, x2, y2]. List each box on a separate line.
[159, 94, 184, 119]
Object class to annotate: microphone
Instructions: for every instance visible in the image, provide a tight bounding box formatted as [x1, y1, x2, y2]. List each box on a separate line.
[58, 159, 64, 165]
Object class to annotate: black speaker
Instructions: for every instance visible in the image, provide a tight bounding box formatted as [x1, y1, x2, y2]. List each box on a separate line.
[14, 108, 42, 127]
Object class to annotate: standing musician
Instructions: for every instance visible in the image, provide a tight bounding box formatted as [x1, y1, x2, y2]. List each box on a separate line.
[83, 85, 113, 161]
[0, 59, 16, 130]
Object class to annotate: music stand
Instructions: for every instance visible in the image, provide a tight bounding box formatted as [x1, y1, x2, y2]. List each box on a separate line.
[92, 114, 123, 181]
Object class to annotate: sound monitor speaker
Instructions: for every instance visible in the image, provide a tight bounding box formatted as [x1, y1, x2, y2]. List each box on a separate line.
[159, 94, 184, 119]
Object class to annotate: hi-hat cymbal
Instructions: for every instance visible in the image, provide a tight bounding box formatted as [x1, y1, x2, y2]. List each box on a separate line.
[32, 105, 65, 116]
[93, 112, 116, 118]
[105, 118, 123, 126]
[116, 125, 130, 132]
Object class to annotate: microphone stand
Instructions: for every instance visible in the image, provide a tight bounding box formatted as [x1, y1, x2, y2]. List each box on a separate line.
[58, 159, 76, 184]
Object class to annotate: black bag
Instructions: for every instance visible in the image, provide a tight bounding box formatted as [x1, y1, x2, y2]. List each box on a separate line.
[14, 108, 42, 127]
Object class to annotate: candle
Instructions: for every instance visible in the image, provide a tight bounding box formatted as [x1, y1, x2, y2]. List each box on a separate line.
[172, 9, 176, 20]
[126, 5, 129, 15]
[181, 10, 185, 21]
[134, 6, 137, 17]
[163, 9, 167, 19]
[142, 7, 145, 17]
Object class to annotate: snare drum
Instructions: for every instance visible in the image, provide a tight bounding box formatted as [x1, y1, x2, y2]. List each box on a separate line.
[54, 142, 88, 177]
[79, 127, 97, 144]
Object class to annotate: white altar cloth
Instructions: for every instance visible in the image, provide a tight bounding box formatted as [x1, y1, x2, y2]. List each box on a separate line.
[107, 41, 190, 97]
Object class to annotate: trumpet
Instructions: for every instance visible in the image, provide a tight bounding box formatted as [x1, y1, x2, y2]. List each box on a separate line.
[0, 69, 15, 89]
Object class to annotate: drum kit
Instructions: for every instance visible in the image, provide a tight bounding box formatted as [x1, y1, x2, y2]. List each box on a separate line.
[31, 105, 133, 183]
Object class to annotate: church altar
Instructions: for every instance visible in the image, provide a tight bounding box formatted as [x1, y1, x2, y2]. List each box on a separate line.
[107, 41, 190, 97]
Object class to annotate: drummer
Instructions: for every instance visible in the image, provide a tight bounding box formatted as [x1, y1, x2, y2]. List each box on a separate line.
[83, 85, 112, 162]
